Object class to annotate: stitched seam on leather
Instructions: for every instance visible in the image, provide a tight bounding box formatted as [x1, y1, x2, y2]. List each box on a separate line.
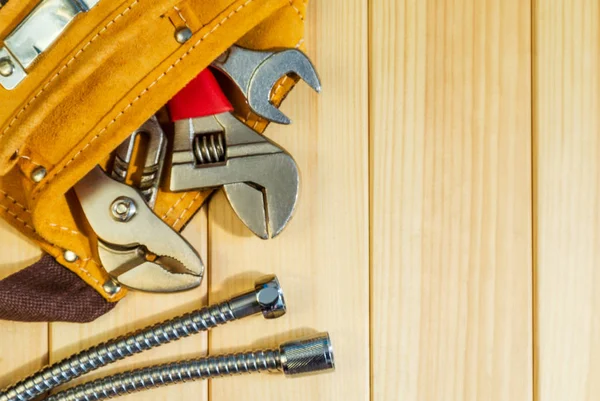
[78, 258, 102, 286]
[0, 189, 31, 213]
[288, 0, 304, 21]
[0, 188, 82, 236]
[0, 203, 35, 232]
[0, 189, 104, 294]
[162, 193, 189, 219]
[0, 0, 141, 146]
[35, 0, 256, 200]
[48, 223, 81, 236]
[174, 5, 188, 24]
[85, 259, 119, 299]
[172, 192, 202, 228]
[19, 155, 42, 167]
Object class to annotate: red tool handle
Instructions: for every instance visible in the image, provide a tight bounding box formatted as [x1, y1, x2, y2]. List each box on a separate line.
[168, 68, 233, 121]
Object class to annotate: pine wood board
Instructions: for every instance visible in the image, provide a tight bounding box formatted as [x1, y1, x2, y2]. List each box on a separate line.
[534, 1, 600, 399]
[1, 1, 600, 400]
[208, 0, 370, 399]
[370, 1, 533, 400]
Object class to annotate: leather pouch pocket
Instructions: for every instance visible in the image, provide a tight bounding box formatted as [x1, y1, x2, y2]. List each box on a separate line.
[0, 0, 308, 305]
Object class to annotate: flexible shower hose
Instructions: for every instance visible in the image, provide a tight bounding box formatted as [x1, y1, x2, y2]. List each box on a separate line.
[0, 276, 285, 401]
[45, 333, 334, 401]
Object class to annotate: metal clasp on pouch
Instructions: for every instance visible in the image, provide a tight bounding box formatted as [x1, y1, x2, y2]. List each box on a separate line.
[0, 0, 100, 90]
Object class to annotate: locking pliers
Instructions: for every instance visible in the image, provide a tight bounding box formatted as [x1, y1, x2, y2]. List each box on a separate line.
[74, 166, 203, 293]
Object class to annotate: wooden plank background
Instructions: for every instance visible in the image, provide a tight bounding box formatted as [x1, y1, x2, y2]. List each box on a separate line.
[1, 1, 599, 400]
[534, 1, 600, 400]
[370, 1, 533, 400]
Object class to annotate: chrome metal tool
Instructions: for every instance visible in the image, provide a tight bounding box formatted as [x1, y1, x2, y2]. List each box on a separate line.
[0, 277, 287, 401]
[169, 112, 300, 239]
[45, 333, 334, 401]
[167, 68, 301, 239]
[212, 45, 321, 124]
[0, 0, 101, 90]
[74, 166, 203, 293]
[111, 115, 167, 207]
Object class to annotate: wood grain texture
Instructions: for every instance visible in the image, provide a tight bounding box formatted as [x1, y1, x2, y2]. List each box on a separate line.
[370, 1, 533, 400]
[1, 1, 600, 401]
[208, 0, 370, 400]
[534, 1, 600, 400]
[48, 209, 209, 400]
[0, 224, 45, 387]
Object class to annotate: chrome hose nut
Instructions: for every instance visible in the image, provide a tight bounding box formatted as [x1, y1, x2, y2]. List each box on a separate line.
[280, 333, 335, 377]
[228, 275, 286, 320]
[255, 275, 287, 319]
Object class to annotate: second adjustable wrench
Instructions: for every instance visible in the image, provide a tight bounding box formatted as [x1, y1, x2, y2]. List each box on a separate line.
[111, 116, 167, 207]
[212, 45, 321, 125]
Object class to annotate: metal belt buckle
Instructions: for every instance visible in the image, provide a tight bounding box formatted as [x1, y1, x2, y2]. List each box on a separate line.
[0, 0, 100, 90]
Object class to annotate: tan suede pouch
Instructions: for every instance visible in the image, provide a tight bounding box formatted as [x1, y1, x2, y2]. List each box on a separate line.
[0, 0, 308, 302]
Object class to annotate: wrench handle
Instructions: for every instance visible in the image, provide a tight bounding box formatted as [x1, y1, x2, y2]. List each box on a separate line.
[169, 69, 233, 121]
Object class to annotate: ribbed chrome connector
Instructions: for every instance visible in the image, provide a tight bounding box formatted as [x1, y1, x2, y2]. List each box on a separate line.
[280, 332, 335, 377]
[0, 276, 285, 401]
[45, 333, 335, 401]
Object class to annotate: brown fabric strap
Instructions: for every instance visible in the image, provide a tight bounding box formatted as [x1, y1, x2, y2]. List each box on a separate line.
[0, 254, 117, 322]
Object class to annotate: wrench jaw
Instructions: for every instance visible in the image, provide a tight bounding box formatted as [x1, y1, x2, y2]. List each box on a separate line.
[223, 183, 268, 239]
[248, 49, 322, 125]
[212, 46, 321, 125]
[223, 152, 300, 239]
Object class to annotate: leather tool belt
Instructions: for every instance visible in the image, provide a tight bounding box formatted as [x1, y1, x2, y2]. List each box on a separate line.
[0, 0, 309, 322]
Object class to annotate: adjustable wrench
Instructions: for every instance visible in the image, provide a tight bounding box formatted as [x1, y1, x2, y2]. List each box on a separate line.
[212, 45, 321, 125]
[168, 69, 300, 239]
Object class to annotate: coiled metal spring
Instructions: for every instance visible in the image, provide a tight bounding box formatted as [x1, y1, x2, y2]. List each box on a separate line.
[0, 301, 236, 401]
[45, 350, 281, 401]
[193, 132, 226, 165]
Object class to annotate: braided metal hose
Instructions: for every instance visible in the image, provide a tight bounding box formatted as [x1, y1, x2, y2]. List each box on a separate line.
[44, 333, 334, 401]
[0, 277, 285, 401]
